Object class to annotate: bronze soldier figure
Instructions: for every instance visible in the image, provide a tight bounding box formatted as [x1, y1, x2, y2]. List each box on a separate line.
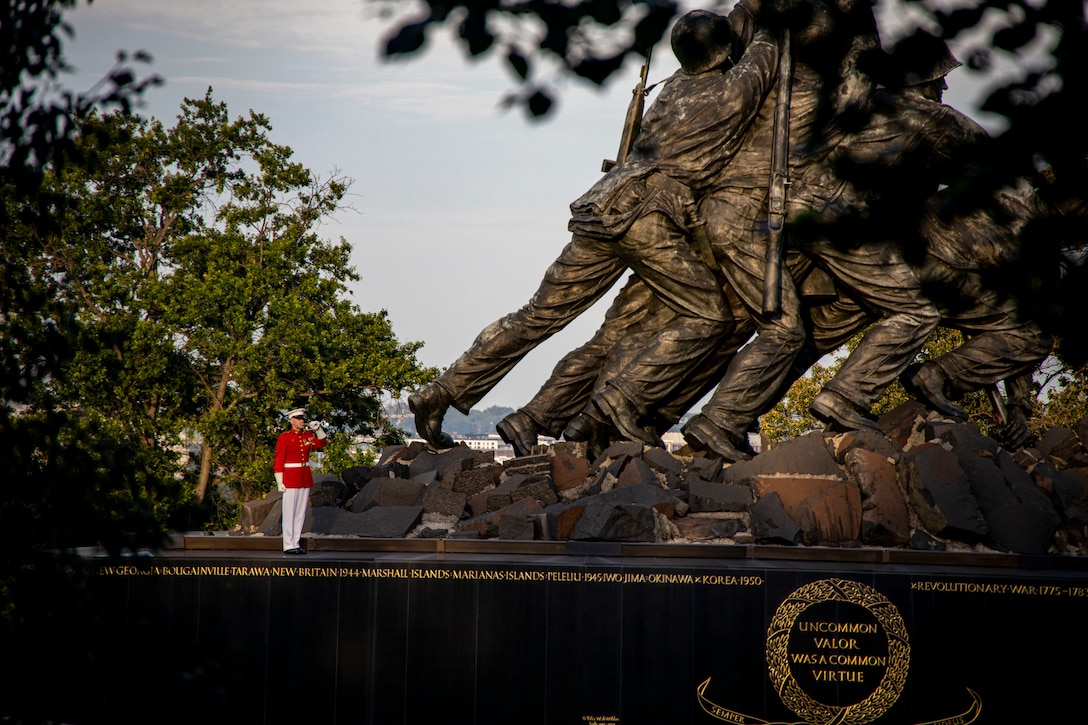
[682, 0, 944, 461]
[408, 10, 780, 451]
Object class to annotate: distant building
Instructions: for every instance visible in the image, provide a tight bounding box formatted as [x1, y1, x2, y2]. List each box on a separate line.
[405, 433, 555, 463]
[661, 431, 685, 453]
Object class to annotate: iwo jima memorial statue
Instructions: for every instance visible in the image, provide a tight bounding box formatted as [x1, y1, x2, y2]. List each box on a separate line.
[407, 0, 1083, 538]
[71, 2, 1088, 725]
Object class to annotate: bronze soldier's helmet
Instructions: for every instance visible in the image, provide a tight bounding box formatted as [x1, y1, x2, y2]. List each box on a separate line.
[887, 31, 962, 88]
[671, 9, 736, 74]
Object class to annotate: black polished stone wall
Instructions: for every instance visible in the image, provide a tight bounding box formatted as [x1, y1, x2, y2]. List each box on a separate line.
[27, 552, 1088, 724]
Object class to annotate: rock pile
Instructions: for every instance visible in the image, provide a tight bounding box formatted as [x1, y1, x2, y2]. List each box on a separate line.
[237, 401, 1088, 555]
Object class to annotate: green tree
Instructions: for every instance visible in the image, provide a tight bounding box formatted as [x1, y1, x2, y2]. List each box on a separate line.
[38, 89, 437, 525]
[320, 431, 379, 478]
[1033, 357, 1088, 434]
[2, 3, 168, 559]
[0, 3, 206, 720]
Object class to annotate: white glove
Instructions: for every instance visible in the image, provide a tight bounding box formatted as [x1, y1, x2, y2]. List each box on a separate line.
[308, 420, 327, 439]
[275, 471, 285, 492]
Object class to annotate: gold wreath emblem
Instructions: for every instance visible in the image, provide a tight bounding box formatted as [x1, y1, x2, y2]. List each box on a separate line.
[765, 578, 910, 725]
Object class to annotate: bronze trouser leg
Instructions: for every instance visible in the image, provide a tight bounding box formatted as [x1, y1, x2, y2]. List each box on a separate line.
[522, 285, 755, 437]
[696, 189, 808, 439]
[518, 277, 664, 437]
[802, 237, 941, 409]
[438, 211, 731, 417]
[435, 233, 629, 413]
[917, 261, 1053, 396]
[595, 213, 732, 417]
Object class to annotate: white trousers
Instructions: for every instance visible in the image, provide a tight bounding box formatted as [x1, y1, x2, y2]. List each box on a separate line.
[282, 487, 310, 550]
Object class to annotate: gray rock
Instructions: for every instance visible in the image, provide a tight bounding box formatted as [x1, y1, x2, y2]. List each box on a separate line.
[688, 480, 753, 513]
[348, 477, 425, 512]
[998, 451, 1055, 514]
[305, 507, 341, 534]
[503, 453, 552, 477]
[985, 502, 1057, 554]
[1034, 462, 1088, 525]
[570, 501, 657, 542]
[407, 444, 482, 480]
[951, 445, 1019, 514]
[509, 477, 558, 506]
[257, 499, 283, 536]
[750, 492, 801, 545]
[240, 492, 280, 533]
[685, 456, 723, 484]
[497, 515, 536, 540]
[845, 448, 910, 547]
[643, 447, 683, 476]
[481, 475, 527, 512]
[722, 432, 841, 483]
[937, 422, 1000, 456]
[457, 497, 543, 538]
[329, 506, 423, 537]
[309, 478, 342, 507]
[592, 441, 644, 469]
[450, 466, 500, 495]
[904, 442, 988, 542]
[1036, 426, 1083, 465]
[617, 457, 661, 487]
[910, 529, 946, 551]
[421, 485, 467, 518]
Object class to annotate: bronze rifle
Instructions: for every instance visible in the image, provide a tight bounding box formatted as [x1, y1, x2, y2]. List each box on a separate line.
[602, 48, 653, 173]
[763, 30, 792, 316]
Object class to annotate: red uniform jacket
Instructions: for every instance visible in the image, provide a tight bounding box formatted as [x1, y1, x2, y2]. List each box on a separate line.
[274, 429, 329, 488]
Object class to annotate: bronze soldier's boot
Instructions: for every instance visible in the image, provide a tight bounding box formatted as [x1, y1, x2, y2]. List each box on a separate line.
[682, 414, 755, 463]
[407, 382, 455, 449]
[563, 404, 612, 444]
[561, 409, 614, 460]
[810, 390, 883, 433]
[900, 362, 968, 420]
[496, 410, 540, 457]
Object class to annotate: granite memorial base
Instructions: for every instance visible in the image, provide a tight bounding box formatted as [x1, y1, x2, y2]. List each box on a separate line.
[18, 540, 1088, 724]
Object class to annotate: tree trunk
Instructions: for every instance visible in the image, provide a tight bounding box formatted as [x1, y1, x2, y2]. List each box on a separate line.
[195, 441, 214, 501]
[194, 357, 236, 501]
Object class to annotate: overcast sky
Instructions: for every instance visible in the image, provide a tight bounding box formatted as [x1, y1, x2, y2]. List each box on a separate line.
[62, 0, 1015, 413]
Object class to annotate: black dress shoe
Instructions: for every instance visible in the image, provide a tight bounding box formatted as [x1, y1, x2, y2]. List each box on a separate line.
[283, 547, 306, 555]
[900, 362, 967, 420]
[496, 410, 540, 457]
[407, 383, 455, 448]
[810, 390, 882, 433]
[682, 414, 754, 463]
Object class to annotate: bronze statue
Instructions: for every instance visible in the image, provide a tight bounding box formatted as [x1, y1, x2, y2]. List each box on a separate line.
[409, 11, 780, 450]
[763, 34, 1053, 446]
[409, 4, 1060, 461]
[663, 0, 939, 462]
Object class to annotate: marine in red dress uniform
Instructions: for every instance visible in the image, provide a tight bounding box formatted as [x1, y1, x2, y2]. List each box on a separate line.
[274, 408, 328, 554]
